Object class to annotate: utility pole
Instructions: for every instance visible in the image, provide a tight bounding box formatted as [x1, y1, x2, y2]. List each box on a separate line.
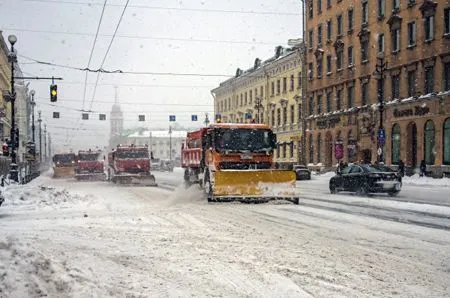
[254, 97, 263, 123]
[168, 125, 172, 162]
[38, 111, 42, 162]
[375, 53, 388, 163]
[6, 35, 18, 182]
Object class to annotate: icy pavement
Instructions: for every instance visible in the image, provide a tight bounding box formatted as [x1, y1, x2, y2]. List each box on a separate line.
[0, 172, 449, 297]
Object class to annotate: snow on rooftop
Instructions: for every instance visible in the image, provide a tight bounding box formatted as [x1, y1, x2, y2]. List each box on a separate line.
[127, 130, 187, 138]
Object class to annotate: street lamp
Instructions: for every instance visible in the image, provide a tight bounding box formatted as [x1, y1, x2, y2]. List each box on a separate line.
[374, 53, 388, 163]
[38, 111, 42, 162]
[44, 124, 47, 162]
[7, 35, 18, 182]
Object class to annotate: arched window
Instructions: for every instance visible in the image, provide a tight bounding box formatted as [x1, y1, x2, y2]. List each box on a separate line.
[309, 135, 314, 163]
[317, 134, 322, 163]
[391, 123, 401, 165]
[424, 120, 435, 165]
[444, 118, 450, 165]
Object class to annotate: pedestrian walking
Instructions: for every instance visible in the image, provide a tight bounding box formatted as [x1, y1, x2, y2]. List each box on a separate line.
[398, 160, 405, 177]
[419, 160, 426, 177]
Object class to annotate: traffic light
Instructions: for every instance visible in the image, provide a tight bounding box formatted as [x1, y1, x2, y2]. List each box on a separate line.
[50, 84, 57, 102]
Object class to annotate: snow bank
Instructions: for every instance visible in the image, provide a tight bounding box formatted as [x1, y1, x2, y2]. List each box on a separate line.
[402, 174, 450, 187]
[2, 183, 92, 210]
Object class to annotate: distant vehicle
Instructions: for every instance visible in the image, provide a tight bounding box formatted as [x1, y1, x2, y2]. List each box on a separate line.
[293, 165, 311, 180]
[160, 160, 174, 172]
[75, 149, 106, 181]
[52, 153, 77, 178]
[151, 158, 161, 171]
[329, 164, 402, 196]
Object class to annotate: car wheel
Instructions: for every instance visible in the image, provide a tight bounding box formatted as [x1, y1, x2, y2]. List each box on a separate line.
[329, 182, 337, 194]
[388, 190, 400, 197]
[356, 185, 368, 196]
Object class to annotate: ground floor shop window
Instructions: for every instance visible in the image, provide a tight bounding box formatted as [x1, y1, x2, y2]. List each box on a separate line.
[309, 135, 314, 163]
[290, 142, 294, 158]
[444, 118, 450, 165]
[317, 134, 322, 163]
[347, 131, 357, 163]
[424, 120, 435, 165]
[391, 123, 400, 165]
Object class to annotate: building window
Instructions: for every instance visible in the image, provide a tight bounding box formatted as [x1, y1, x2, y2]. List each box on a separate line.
[378, 33, 385, 53]
[318, 24, 323, 45]
[326, 91, 332, 112]
[290, 105, 295, 124]
[445, 62, 450, 91]
[347, 85, 354, 108]
[327, 0, 331, 9]
[271, 82, 275, 95]
[445, 8, 450, 35]
[309, 30, 314, 49]
[336, 49, 343, 70]
[317, 0, 322, 14]
[425, 15, 435, 41]
[444, 118, 450, 165]
[283, 106, 287, 125]
[378, 0, 385, 18]
[391, 123, 401, 165]
[336, 89, 342, 110]
[298, 103, 302, 121]
[308, 63, 314, 79]
[361, 82, 368, 106]
[277, 80, 281, 94]
[260, 86, 264, 97]
[327, 20, 332, 40]
[392, 28, 400, 53]
[290, 74, 294, 91]
[290, 142, 294, 158]
[326, 55, 332, 73]
[277, 108, 281, 126]
[348, 46, 354, 66]
[393, 0, 399, 11]
[362, 2, 368, 24]
[408, 21, 416, 46]
[277, 144, 280, 158]
[424, 66, 434, 94]
[249, 90, 253, 104]
[424, 120, 435, 165]
[377, 78, 385, 103]
[317, 134, 322, 163]
[391, 74, 400, 99]
[244, 92, 247, 105]
[337, 14, 343, 36]
[317, 59, 323, 78]
[283, 77, 287, 92]
[348, 9, 354, 31]
[361, 40, 369, 62]
[282, 143, 287, 158]
[298, 71, 302, 88]
[309, 0, 313, 18]
[408, 70, 416, 97]
[309, 96, 314, 115]
[408, 0, 416, 5]
[317, 94, 322, 114]
[271, 109, 275, 126]
[309, 135, 314, 163]
[240, 94, 243, 106]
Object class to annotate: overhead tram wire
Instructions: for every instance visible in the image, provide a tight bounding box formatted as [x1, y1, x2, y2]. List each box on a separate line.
[23, 0, 301, 16]
[82, 0, 108, 111]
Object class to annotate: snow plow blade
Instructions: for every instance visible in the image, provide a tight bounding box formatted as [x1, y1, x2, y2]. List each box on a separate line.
[53, 167, 75, 178]
[75, 173, 106, 181]
[112, 174, 158, 187]
[212, 170, 298, 204]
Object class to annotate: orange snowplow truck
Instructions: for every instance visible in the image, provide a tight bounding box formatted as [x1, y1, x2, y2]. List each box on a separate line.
[181, 123, 299, 204]
[52, 153, 77, 178]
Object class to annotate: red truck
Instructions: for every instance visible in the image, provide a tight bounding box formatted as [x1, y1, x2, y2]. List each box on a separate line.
[75, 149, 106, 181]
[107, 144, 157, 186]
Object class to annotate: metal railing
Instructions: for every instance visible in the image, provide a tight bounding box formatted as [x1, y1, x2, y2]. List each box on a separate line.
[0, 157, 41, 186]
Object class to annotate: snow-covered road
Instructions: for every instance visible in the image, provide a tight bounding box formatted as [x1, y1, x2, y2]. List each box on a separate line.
[1, 171, 449, 297]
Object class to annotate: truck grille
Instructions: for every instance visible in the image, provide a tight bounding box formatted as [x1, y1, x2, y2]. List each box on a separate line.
[219, 162, 271, 170]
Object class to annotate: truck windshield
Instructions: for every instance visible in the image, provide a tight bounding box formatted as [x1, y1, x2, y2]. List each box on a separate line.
[54, 154, 75, 163]
[116, 151, 148, 159]
[78, 153, 100, 161]
[214, 128, 274, 152]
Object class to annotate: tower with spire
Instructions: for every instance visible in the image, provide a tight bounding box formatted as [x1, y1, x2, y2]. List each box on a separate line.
[108, 86, 124, 149]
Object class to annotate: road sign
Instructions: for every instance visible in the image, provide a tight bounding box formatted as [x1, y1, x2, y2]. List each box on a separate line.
[377, 128, 386, 145]
[169, 115, 176, 122]
[191, 115, 198, 121]
[377, 147, 383, 156]
[138, 115, 145, 121]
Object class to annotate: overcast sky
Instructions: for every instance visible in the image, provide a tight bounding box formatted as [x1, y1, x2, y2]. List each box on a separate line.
[1, 0, 302, 152]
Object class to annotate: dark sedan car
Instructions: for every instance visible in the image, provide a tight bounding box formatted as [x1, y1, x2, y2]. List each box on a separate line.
[293, 165, 311, 180]
[329, 164, 402, 196]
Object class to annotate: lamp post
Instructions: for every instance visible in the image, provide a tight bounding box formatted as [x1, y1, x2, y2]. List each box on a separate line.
[44, 124, 47, 163]
[168, 125, 172, 162]
[7, 35, 18, 182]
[38, 111, 42, 162]
[30, 90, 36, 145]
[204, 113, 210, 126]
[254, 97, 263, 123]
[375, 53, 388, 163]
